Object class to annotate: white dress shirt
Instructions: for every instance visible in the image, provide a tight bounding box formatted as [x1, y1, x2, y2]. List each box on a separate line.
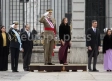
[26, 30, 30, 37]
[92, 27, 96, 32]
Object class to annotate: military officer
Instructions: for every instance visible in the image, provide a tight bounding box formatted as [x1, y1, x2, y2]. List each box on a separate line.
[39, 9, 56, 65]
[9, 21, 23, 72]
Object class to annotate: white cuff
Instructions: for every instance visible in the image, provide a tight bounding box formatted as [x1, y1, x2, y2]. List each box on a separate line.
[11, 24, 15, 28]
[20, 48, 23, 51]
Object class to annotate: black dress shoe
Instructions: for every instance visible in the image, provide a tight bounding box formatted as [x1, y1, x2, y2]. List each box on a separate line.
[24, 69, 28, 71]
[88, 69, 93, 72]
[0, 69, 7, 71]
[3, 69, 8, 71]
[15, 71, 19, 72]
[12, 70, 19, 72]
[12, 70, 15, 72]
[24, 69, 29, 71]
[107, 70, 112, 72]
[47, 63, 55, 65]
[107, 70, 110, 72]
[93, 69, 99, 72]
[27, 69, 29, 71]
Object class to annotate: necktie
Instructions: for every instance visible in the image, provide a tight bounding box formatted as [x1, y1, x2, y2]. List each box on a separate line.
[94, 28, 96, 33]
[27, 31, 30, 37]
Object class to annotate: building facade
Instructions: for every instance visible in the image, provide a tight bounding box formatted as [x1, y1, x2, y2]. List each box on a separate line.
[0, 0, 72, 33]
[71, 0, 111, 63]
[0, 0, 111, 63]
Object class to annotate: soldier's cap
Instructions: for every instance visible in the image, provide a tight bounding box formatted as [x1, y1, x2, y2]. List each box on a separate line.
[13, 21, 18, 25]
[46, 9, 53, 13]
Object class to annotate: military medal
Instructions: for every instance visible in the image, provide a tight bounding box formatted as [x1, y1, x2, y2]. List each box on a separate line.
[15, 38, 17, 42]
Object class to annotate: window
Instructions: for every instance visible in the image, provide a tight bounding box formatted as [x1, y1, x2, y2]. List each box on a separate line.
[68, 0, 72, 13]
[85, 0, 105, 34]
[20, 0, 29, 3]
[0, 0, 2, 26]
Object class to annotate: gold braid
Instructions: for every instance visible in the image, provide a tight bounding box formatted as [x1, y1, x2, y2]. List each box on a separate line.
[8, 32, 17, 41]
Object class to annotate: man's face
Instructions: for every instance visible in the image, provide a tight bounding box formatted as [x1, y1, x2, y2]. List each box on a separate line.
[48, 12, 52, 17]
[14, 25, 18, 29]
[92, 22, 97, 28]
[25, 25, 30, 31]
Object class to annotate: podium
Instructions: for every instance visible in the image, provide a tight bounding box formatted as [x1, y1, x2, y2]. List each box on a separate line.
[29, 64, 87, 72]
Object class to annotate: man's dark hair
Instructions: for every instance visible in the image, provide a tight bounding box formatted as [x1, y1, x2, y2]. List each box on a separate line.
[92, 20, 97, 23]
[25, 24, 28, 28]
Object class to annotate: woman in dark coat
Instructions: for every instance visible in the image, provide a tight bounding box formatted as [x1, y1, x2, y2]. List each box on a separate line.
[103, 29, 112, 72]
[0, 26, 10, 71]
[58, 17, 71, 65]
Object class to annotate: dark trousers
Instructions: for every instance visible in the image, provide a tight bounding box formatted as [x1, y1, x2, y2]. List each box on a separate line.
[23, 48, 32, 70]
[88, 46, 98, 70]
[11, 47, 19, 71]
[0, 46, 8, 71]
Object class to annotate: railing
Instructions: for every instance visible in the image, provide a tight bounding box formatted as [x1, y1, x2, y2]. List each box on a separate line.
[85, 0, 105, 34]
[0, 0, 72, 46]
[0, 0, 108, 46]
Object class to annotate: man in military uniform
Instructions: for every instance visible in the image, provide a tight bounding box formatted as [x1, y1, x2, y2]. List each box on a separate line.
[39, 9, 56, 65]
[9, 21, 23, 72]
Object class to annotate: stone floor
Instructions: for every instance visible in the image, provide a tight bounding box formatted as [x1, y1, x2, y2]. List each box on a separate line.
[0, 63, 112, 81]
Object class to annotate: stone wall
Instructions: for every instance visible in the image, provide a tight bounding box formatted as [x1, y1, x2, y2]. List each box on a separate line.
[8, 46, 104, 64]
[106, 0, 112, 28]
[1, 0, 23, 31]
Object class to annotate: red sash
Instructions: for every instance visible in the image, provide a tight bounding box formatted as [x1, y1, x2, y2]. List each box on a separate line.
[44, 27, 56, 56]
[44, 27, 56, 35]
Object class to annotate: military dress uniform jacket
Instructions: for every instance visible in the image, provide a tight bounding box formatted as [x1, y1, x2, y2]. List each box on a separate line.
[39, 16, 56, 41]
[8, 28, 20, 49]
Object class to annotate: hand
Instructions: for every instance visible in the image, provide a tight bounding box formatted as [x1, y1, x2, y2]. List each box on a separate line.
[98, 46, 100, 50]
[88, 46, 92, 50]
[61, 40, 65, 46]
[69, 41, 71, 47]
[21, 48, 24, 52]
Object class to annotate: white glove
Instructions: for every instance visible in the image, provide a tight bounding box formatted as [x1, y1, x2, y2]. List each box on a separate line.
[11, 24, 15, 28]
[43, 12, 49, 16]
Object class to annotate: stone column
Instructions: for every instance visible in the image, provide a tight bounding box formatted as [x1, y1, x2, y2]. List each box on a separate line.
[69, 0, 87, 64]
[2, 0, 10, 31]
[106, 0, 112, 28]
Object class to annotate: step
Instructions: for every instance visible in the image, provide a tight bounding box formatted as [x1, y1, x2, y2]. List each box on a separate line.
[29, 64, 87, 72]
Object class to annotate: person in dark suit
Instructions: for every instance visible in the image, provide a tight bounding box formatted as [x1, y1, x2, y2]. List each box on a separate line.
[9, 22, 23, 72]
[0, 26, 10, 71]
[86, 20, 101, 72]
[32, 28, 38, 39]
[21, 24, 33, 71]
